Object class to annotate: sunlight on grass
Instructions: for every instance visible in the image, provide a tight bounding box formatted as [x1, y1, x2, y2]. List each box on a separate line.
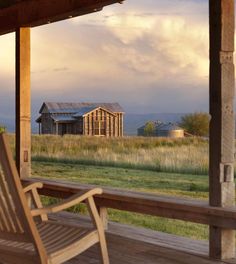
[9, 134, 212, 241]
[7, 134, 210, 175]
[32, 161, 209, 241]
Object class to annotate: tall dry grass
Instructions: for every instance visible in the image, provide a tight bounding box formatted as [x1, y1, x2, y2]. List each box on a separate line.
[23, 134, 209, 175]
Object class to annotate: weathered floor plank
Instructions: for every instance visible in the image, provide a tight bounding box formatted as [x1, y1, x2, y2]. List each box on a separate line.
[49, 212, 236, 264]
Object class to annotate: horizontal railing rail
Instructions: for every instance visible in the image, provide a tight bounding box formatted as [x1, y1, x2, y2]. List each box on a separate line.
[22, 178, 236, 229]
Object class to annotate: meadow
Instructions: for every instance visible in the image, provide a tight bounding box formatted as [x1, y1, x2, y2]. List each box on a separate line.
[27, 134, 209, 175]
[9, 134, 210, 240]
[32, 161, 209, 241]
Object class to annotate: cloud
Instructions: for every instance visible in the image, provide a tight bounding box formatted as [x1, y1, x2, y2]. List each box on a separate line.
[0, 0, 211, 122]
[53, 67, 69, 72]
[0, 33, 15, 76]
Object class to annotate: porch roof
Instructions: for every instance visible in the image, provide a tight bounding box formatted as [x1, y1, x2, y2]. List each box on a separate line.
[0, 0, 123, 35]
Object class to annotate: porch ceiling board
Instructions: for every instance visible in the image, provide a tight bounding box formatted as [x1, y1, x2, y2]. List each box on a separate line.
[0, 0, 123, 35]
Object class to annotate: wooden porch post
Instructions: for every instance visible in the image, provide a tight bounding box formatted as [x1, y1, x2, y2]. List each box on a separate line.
[15, 27, 31, 178]
[209, 0, 235, 259]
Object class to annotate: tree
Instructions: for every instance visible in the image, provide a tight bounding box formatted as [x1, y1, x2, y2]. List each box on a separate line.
[0, 125, 6, 133]
[179, 112, 210, 137]
[143, 121, 155, 136]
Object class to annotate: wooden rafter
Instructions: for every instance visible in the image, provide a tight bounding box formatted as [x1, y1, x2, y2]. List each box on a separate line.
[0, 0, 123, 35]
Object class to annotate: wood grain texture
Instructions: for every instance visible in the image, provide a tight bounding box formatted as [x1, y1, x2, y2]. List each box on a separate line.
[0, 134, 110, 263]
[0, 0, 123, 35]
[0, 133, 48, 263]
[51, 212, 236, 264]
[15, 27, 31, 178]
[209, 0, 235, 259]
[23, 178, 236, 229]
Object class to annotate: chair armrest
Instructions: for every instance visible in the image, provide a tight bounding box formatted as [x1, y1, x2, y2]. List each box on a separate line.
[23, 182, 43, 193]
[31, 188, 103, 217]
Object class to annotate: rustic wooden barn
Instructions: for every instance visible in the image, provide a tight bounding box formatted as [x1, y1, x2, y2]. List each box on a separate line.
[1, 0, 236, 263]
[36, 102, 124, 136]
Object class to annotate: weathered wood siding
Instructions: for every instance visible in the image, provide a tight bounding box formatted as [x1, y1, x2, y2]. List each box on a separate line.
[41, 114, 54, 134]
[40, 109, 124, 137]
[83, 109, 123, 137]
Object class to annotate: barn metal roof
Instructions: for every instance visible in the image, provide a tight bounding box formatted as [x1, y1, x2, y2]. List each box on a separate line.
[73, 106, 116, 117]
[40, 102, 124, 114]
[138, 121, 183, 131]
[73, 106, 99, 117]
[159, 123, 183, 131]
[36, 102, 123, 123]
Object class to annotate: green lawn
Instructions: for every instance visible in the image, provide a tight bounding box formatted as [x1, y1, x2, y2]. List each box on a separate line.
[32, 161, 209, 241]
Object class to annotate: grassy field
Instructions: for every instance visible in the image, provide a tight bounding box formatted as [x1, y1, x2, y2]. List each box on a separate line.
[32, 160, 209, 241]
[8, 134, 211, 240]
[8, 134, 210, 175]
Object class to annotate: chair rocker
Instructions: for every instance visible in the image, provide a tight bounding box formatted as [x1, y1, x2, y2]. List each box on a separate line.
[0, 132, 109, 264]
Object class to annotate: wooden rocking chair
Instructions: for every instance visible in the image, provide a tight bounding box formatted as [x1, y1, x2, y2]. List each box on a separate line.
[0, 133, 109, 264]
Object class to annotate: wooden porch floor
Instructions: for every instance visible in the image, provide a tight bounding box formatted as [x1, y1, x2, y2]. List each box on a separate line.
[50, 212, 236, 264]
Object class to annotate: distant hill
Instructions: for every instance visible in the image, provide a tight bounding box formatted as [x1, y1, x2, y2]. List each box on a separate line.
[124, 113, 185, 136]
[0, 116, 38, 133]
[1, 113, 185, 135]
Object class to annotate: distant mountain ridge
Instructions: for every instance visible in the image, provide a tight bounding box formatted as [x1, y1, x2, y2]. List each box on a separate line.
[0, 117, 14, 132]
[1, 113, 185, 135]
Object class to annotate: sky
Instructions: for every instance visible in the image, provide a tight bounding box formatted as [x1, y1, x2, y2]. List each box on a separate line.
[0, 0, 210, 125]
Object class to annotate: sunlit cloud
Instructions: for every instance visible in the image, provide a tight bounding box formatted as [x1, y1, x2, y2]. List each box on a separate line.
[0, 33, 15, 77]
[104, 13, 208, 79]
[0, 0, 211, 126]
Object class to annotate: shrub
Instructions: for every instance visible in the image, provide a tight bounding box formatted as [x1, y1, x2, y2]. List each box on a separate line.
[143, 122, 155, 137]
[0, 125, 6, 133]
[179, 112, 210, 137]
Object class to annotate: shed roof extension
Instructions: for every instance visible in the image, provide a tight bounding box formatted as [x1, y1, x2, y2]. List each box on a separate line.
[51, 114, 77, 123]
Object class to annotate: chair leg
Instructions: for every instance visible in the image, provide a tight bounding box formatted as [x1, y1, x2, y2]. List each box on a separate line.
[87, 197, 110, 264]
[98, 228, 109, 264]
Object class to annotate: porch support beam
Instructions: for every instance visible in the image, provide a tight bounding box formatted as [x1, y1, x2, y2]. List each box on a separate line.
[209, 0, 235, 259]
[0, 0, 122, 36]
[15, 27, 31, 178]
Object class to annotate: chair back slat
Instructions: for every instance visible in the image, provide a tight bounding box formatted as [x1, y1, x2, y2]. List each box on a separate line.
[0, 133, 47, 262]
[0, 207, 5, 231]
[0, 195, 14, 232]
[0, 151, 29, 236]
[0, 172, 24, 233]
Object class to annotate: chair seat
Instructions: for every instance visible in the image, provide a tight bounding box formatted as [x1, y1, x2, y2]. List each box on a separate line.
[37, 221, 95, 255]
[0, 221, 97, 263]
